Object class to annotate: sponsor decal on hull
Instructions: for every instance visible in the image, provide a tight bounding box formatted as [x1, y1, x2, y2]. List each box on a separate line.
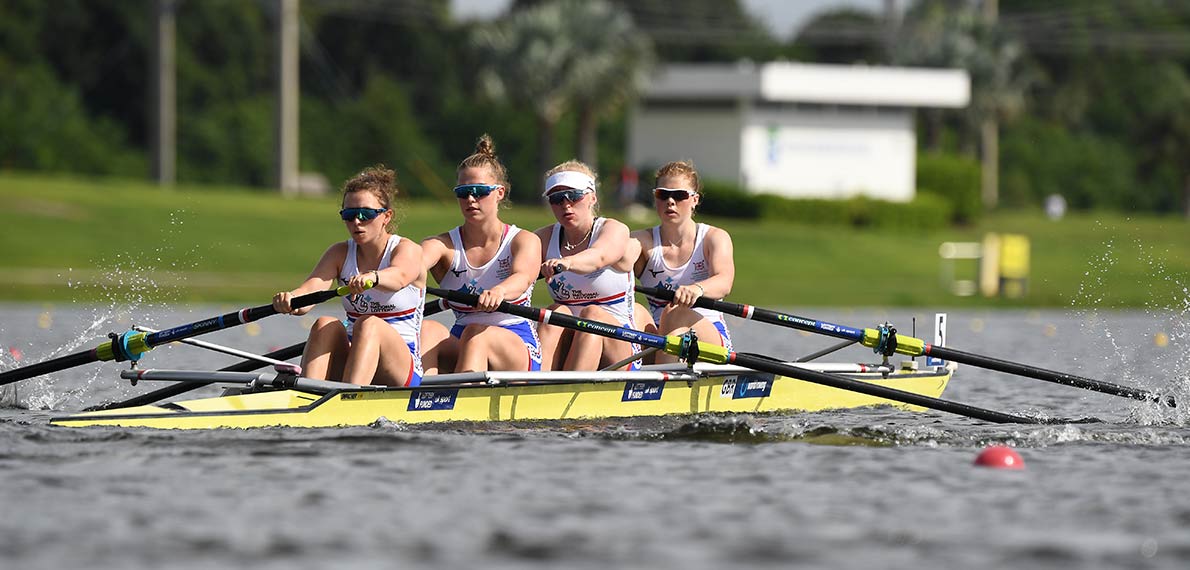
[622, 381, 664, 402]
[407, 389, 458, 411]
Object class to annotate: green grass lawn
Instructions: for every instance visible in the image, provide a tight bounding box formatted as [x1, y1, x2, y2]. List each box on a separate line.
[1, 171, 1187, 308]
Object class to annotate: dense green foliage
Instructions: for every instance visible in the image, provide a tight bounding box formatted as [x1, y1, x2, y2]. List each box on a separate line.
[1, 0, 1188, 215]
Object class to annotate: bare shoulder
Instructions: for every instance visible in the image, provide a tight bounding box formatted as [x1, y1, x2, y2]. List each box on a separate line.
[421, 231, 453, 251]
[704, 225, 734, 245]
[630, 226, 655, 249]
[532, 224, 554, 241]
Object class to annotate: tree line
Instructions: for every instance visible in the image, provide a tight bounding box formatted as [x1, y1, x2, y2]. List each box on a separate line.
[1, 0, 1187, 215]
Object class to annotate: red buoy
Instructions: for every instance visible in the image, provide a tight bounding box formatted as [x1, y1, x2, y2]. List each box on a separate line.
[974, 445, 1025, 470]
[7, 347, 21, 362]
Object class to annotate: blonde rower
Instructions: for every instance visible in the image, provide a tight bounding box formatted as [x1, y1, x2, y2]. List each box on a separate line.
[420, 135, 543, 373]
[633, 160, 735, 363]
[534, 160, 643, 371]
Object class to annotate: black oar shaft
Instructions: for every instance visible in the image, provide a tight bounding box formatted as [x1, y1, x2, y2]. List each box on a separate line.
[141, 288, 341, 349]
[925, 345, 1174, 406]
[0, 350, 100, 385]
[0, 287, 350, 387]
[638, 286, 1172, 407]
[429, 288, 1038, 424]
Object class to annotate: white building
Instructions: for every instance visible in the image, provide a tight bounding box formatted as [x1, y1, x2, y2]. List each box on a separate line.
[628, 62, 970, 202]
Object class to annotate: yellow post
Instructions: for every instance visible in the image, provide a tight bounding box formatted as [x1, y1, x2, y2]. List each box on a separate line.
[979, 233, 1001, 297]
[998, 234, 1030, 299]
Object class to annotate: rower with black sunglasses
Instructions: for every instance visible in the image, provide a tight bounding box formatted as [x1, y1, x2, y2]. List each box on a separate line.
[419, 135, 544, 374]
[532, 160, 644, 371]
[271, 165, 427, 387]
[632, 160, 737, 363]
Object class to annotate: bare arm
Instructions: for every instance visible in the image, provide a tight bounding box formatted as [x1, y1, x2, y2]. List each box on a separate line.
[543, 219, 630, 278]
[630, 228, 654, 278]
[671, 226, 734, 307]
[420, 233, 453, 285]
[476, 230, 543, 311]
[272, 243, 345, 315]
[375, 238, 426, 292]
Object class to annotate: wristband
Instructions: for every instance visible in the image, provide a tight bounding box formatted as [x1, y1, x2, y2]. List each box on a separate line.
[692, 283, 705, 297]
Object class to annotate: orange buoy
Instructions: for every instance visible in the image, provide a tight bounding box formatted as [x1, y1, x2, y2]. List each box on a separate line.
[974, 445, 1025, 470]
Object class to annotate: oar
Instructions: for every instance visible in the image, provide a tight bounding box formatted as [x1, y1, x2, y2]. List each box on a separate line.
[0, 285, 362, 387]
[638, 286, 1173, 407]
[84, 342, 307, 411]
[87, 297, 452, 411]
[428, 287, 1043, 424]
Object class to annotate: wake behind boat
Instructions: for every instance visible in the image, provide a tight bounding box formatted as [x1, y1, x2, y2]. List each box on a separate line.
[49, 360, 954, 429]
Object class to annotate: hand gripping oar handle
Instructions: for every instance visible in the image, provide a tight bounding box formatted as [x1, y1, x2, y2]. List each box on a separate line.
[429, 287, 1042, 424]
[637, 286, 1173, 407]
[0, 285, 362, 386]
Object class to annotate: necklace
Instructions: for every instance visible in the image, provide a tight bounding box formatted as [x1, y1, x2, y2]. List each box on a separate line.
[562, 225, 593, 251]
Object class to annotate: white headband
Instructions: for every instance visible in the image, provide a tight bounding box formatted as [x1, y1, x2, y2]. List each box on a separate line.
[543, 171, 596, 196]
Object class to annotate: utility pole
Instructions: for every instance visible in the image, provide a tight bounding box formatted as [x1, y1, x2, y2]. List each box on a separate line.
[883, 0, 899, 62]
[275, 0, 299, 195]
[980, 0, 999, 210]
[150, 0, 177, 186]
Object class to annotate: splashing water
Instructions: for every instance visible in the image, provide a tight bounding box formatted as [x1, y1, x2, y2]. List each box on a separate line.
[1071, 234, 1190, 426]
[13, 229, 200, 411]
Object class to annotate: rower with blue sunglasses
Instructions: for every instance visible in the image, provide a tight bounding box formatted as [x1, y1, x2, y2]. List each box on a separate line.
[272, 165, 427, 387]
[420, 135, 543, 374]
[532, 161, 645, 371]
[633, 160, 736, 364]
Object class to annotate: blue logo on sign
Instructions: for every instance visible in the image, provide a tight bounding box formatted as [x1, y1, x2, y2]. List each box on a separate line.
[622, 381, 664, 402]
[407, 389, 458, 411]
[733, 375, 773, 399]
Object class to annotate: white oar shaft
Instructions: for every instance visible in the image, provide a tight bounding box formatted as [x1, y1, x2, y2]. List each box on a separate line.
[133, 325, 287, 366]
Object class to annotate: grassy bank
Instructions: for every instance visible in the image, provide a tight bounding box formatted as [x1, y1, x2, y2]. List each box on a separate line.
[1, 172, 1187, 308]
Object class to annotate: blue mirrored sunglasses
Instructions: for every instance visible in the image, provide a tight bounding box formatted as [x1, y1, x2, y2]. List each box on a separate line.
[339, 207, 388, 222]
[453, 184, 502, 199]
[546, 189, 591, 205]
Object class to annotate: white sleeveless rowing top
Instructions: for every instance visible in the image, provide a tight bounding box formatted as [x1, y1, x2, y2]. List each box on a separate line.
[639, 223, 727, 326]
[544, 218, 635, 327]
[439, 224, 533, 327]
[340, 235, 425, 352]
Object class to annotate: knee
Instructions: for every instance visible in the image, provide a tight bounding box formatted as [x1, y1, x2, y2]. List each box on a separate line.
[458, 324, 488, 343]
[353, 315, 385, 333]
[309, 316, 345, 339]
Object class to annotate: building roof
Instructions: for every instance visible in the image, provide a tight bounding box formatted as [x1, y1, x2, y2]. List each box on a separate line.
[643, 62, 970, 108]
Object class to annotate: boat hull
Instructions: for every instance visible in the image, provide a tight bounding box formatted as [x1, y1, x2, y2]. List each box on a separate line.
[50, 366, 952, 430]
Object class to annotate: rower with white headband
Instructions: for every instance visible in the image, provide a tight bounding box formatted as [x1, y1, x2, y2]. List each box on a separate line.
[533, 160, 649, 371]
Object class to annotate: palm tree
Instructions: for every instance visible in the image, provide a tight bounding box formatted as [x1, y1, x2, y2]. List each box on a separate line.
[471, 2, 576, 194]
[895, 0, 1036, 209]
[557, 0, 654, 169]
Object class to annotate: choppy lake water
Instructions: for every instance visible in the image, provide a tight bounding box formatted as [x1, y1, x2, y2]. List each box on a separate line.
[2, 301, 1189, 569]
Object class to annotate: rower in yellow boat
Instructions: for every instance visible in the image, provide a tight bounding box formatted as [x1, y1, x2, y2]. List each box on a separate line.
[533, 160, 643, 371]
[633, 160, 736, 364]
[420, 135, 543, 374]
[271, 166, 427, 387]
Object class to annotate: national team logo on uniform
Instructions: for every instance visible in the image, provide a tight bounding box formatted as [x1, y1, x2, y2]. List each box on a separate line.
[497, 257, 512, 279]
[693, 261, 705, 272]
